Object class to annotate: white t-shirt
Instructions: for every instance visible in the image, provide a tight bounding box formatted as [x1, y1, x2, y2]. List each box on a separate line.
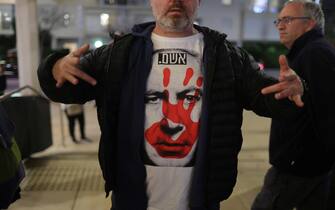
[144, 32, 204, 210]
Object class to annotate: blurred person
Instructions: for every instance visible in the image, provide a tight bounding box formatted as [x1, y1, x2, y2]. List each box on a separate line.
[62, 104, 90, 144]
[0, 104, 25, 209]
[37, 0, 306, 209]
[252, 1, 335, 210]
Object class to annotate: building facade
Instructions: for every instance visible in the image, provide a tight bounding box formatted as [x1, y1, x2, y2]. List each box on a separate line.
[2, 0, 325, 50]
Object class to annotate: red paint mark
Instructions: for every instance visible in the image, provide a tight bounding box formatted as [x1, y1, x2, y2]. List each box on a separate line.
[196, 76, 203, 87]
[163, 68, 170, 87]
[183, 68, 194, 86]
[144, 67, 202, 159]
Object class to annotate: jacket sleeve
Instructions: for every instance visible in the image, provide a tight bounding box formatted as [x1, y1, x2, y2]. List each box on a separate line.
[37, 45, 110, 104]
[234, 47, 303, 120]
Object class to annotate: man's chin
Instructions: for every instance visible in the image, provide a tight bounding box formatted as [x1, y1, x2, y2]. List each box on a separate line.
[151, 150, 194, 166]
[158, 18, 190, 32]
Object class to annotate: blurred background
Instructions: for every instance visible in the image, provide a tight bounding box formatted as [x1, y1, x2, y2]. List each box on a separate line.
[0, 0, 334, 89]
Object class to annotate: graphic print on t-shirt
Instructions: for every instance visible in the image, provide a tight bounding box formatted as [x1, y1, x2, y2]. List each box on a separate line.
[144, 48, 203, 167]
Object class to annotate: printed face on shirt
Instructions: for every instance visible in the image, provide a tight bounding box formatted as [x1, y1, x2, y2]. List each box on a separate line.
[145, 49, 203, 166]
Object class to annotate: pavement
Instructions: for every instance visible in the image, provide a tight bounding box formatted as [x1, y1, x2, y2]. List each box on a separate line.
[6, 100, 272, 210]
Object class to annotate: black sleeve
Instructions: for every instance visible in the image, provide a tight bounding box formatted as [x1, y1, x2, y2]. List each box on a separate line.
[234, 47, 303, 119]
[37, 45, 110, 104]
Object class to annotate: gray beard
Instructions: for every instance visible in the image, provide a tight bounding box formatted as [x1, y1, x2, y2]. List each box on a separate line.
[157, 16, 193, 32]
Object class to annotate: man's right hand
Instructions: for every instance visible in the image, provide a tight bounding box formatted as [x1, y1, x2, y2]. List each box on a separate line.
[261, 55, 304, 107]
[52, 44, 97, 88]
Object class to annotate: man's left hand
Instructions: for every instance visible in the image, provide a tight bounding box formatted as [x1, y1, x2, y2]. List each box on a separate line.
[261, 55, 304, 107]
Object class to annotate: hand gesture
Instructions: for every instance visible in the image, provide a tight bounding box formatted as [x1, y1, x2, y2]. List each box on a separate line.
[52, 44, 97, 88]
[261, 55, 304, 107]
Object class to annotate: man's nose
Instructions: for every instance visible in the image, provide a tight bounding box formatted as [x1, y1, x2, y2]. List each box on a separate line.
[160, 119, 183, 136]
[276, 22, 285, 30]
[171, 0, 183, 4]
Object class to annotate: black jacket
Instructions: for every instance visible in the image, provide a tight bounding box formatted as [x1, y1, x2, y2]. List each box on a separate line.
[0, 105, 25, 209]
[38, 22, 301, 209]
[270, 28, 335, 177]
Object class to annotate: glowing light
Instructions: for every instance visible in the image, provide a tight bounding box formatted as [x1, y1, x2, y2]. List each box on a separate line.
[100, 13, 110, 26]
[252, 0, 268, 13]
[221, 0, 232, 5]
[94, 40, 103, 48]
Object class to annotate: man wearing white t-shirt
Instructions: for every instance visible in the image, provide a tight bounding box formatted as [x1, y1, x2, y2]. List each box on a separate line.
[38, 0, 306, 209]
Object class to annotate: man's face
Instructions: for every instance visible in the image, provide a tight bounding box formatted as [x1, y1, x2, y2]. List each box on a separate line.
[150, 0, 200, 32]
[277, 3, 315, 49]
[145, 50, 203, 166]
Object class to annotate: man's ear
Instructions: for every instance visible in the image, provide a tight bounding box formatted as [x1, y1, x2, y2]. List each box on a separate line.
[307, 19, 317, 31]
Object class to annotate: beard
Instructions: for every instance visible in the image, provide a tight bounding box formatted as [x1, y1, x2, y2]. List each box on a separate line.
[157, 14, 192, 32]
[153, 2, 198, 33]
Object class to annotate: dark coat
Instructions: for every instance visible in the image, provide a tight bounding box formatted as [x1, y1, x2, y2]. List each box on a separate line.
[270, 28, 335, 177]
[38, 22, 301, 209]
[0, 105, 24, 209]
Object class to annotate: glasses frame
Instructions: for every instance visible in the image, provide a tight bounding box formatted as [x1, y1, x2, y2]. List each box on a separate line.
[273, 16, 311, 26]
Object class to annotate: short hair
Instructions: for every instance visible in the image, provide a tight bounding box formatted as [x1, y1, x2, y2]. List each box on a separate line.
[284, 0, 325, 31]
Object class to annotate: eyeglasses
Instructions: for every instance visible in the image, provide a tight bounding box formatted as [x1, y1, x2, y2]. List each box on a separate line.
[273, 16, 311, 26]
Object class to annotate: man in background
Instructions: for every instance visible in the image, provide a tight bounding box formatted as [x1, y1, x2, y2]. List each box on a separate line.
[252, 1, 335, 209]
[63, 104, 90, 144]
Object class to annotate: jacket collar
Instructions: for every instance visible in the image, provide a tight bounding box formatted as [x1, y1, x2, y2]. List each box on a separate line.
[287, 27, 324, 59]
[131, 22, 156, 38]
[131, 21, 227, 42]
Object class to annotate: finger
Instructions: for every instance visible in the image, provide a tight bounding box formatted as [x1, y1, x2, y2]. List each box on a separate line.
[261, 82, 286, 95]
[63, 73, 79, 85]
[64, 64, 83, 75]
[69, 68, 97, 86]
[72, 44, 90, 57]
[279, 55, 290, 72]
[275, 90, 304, 107]
[56, 78, 65, 88]
[274, 88, 292, 100]
[55, 69, 79, 87]
[65, 65, 96, 85]
[274, 86, 300, 100]
[292, 95, 304, 107]
[56, 69, 96, 87]
[288, 95, 293, 101]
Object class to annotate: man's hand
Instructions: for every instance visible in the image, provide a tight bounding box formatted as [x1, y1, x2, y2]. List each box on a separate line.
[52, 44, 97, 88]
[261, 55, 304, 107]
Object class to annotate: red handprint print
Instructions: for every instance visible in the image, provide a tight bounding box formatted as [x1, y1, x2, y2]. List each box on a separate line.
[145, 67, 203, 159]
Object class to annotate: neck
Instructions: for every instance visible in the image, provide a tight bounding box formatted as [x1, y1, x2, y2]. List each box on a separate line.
[153, 24, 197, 37]
[285, 43, 292, 49]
